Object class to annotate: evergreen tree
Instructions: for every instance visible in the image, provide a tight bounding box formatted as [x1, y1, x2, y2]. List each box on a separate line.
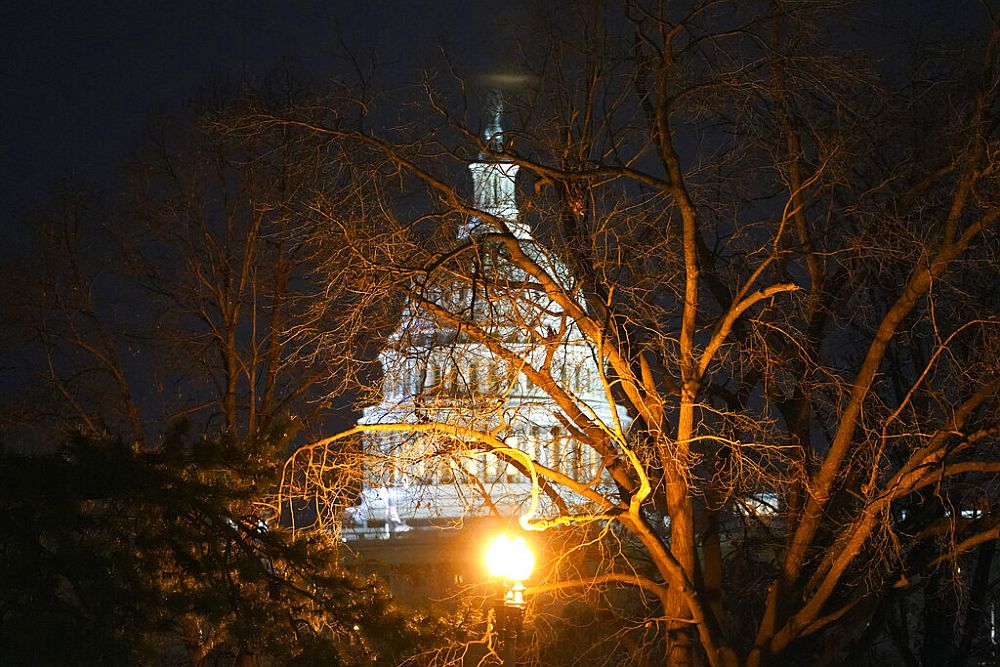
[1, 428, 458, 665]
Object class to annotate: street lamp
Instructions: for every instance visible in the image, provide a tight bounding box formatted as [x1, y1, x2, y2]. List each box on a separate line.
[485, 533, 534, 666]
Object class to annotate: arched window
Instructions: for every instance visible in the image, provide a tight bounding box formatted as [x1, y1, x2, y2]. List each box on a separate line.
[469, 362, 480, 393]
[549, 427, 562, 470]
[502, 436, 519, 483]
[487, 360, 499, 392]
[483, 449, 498, 482]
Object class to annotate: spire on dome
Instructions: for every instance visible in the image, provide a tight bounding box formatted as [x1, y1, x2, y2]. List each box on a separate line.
[467, 89, 525, 235]
[482, 89, 506, 156]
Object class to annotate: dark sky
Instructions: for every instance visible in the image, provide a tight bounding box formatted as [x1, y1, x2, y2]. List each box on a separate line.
[0, 1, 522, 234]
[0, 0, 988, 426]
[0, 1, 528, 415]
[0, 1, 985, 227]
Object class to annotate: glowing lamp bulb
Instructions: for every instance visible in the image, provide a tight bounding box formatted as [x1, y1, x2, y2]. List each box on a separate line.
[485, 533, 535, 582]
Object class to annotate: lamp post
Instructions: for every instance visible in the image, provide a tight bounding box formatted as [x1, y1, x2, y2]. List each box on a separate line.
[485, 533, 534, 666]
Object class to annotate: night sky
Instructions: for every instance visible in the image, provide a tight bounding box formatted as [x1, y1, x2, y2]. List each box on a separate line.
[0, 1, 534, 412]
[0, 1, 974, 235]
[0, 0, 982, 402]
[0, 1, 523, 238]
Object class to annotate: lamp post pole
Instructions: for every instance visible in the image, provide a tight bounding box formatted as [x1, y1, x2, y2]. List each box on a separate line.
[498, 582, 526, 666]
[485, 533, 534, 667]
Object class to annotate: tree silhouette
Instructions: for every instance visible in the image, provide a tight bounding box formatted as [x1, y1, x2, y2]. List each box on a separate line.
[258, 2, 1000, 665]
[1, 429, 453, 665]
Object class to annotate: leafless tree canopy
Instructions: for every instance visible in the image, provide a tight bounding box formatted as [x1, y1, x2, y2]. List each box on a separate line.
[222, 2, 1000, 665]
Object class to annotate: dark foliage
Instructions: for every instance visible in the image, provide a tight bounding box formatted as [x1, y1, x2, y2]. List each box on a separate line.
[0, 428, 448, 666]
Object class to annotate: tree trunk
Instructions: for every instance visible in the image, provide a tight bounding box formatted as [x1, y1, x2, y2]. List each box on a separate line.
[665, 477, 698, 666]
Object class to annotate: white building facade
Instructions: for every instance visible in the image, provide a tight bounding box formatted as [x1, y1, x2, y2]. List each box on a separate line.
[352, 104, 629, 537]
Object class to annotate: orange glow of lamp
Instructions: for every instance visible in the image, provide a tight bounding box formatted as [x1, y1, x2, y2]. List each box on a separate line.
[485, 533, 533, 665]
[485, 533, 534, 607]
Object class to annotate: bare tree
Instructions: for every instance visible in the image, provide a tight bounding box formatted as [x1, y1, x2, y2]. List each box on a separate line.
[2, 89, 434, 662]
[8, 94, 359, 452]
[259, 2, 1000, 665]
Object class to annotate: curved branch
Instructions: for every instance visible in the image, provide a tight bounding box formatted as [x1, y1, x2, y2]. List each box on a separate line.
[530, 572, 669, 608]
